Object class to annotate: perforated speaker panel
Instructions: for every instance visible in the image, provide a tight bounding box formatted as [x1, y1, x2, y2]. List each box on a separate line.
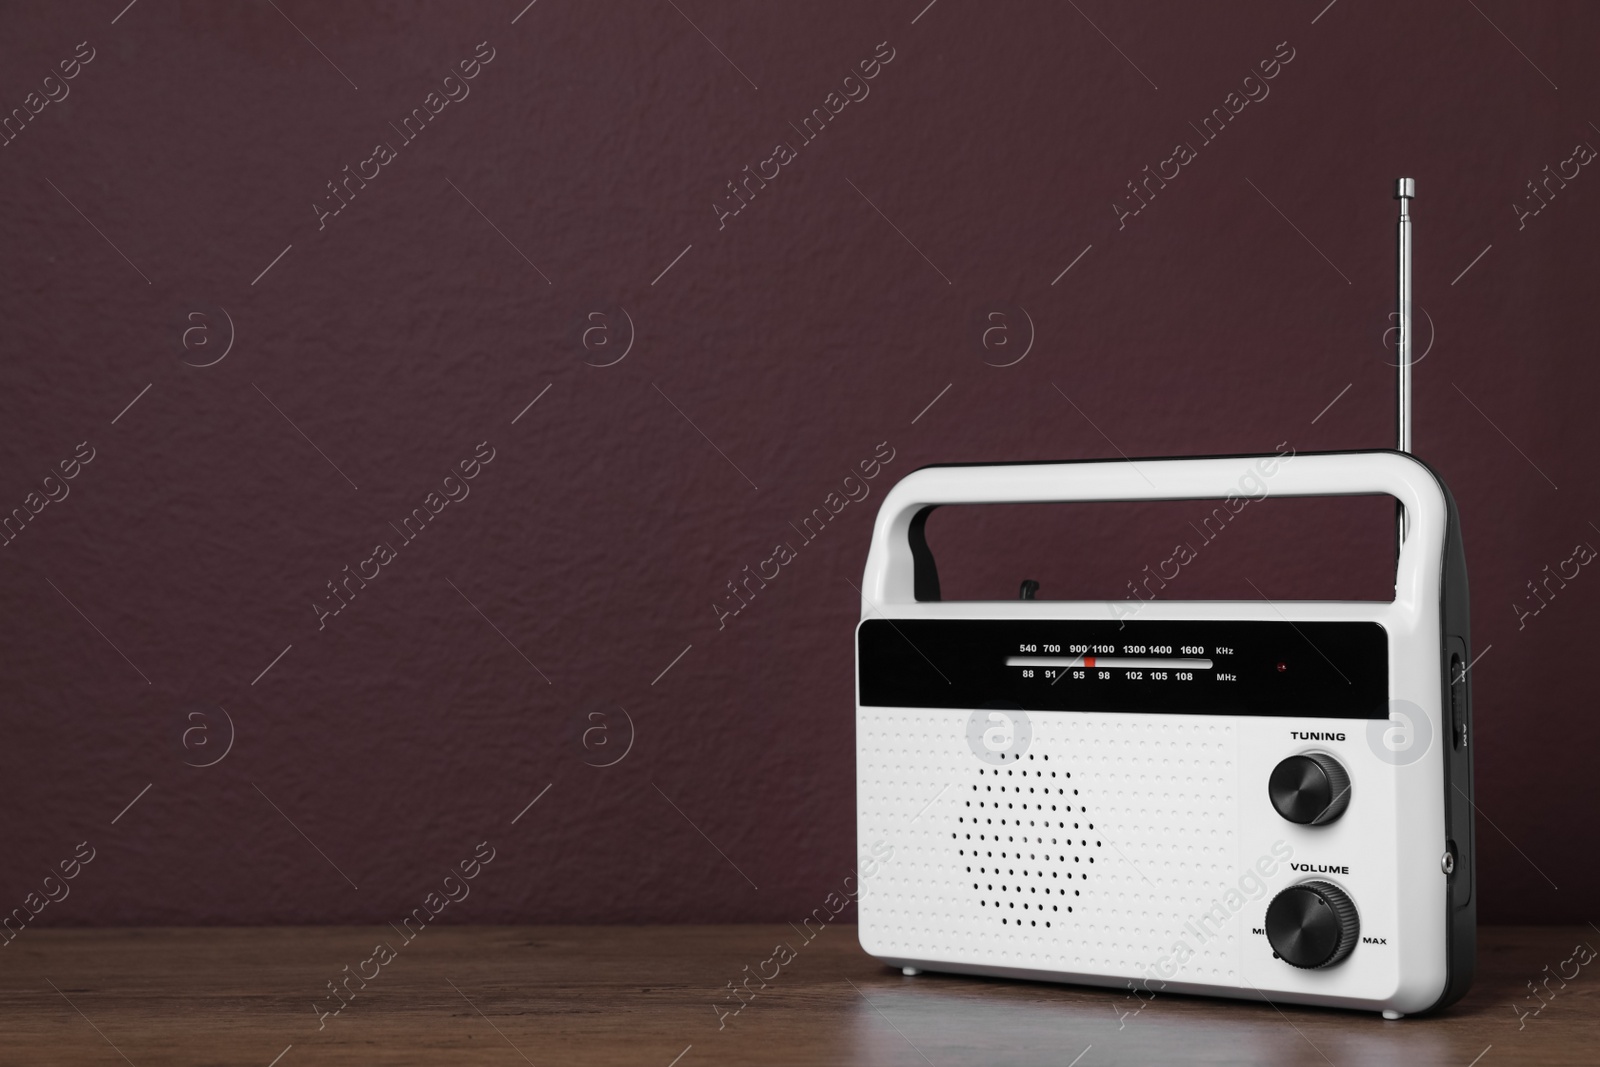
[858, 707, 1243, 985]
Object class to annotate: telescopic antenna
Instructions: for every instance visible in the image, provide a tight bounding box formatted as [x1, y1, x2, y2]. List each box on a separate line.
[1395, 177, 1415, 549]
[1395, 178, 1414, 454]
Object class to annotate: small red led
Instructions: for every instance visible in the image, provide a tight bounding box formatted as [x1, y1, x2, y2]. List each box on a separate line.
[1276, 661, 1288, 672]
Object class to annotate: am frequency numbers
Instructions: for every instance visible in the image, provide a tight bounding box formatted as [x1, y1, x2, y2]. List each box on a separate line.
[1006, 644, 1218, 681]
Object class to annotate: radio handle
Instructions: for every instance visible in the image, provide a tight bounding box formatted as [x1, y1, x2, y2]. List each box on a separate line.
[861, 451, 1449, 609]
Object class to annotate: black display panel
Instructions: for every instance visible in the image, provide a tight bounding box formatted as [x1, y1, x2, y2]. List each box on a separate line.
[857, 619, 1388, 718]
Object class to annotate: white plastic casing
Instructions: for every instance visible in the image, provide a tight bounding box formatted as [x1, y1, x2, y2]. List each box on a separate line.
[855, 452, 1454, 1014]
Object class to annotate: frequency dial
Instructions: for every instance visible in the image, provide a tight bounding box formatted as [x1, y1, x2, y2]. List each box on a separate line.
[1268, 752, 1351, 825]
[1265, 880, 1360, 969]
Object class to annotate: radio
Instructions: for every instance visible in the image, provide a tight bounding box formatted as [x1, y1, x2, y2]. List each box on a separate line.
[854, 180, 1474, 1017]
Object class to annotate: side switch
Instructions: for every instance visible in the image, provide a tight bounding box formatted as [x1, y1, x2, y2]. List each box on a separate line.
[1450, 653, 1468, 749]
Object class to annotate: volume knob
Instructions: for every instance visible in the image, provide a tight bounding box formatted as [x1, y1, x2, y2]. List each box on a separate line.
[1268, 752, 1351, 825]
[1265, 880, 1360, 969]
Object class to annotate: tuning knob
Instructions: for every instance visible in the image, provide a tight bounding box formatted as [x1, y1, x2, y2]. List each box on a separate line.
[1265, 880, 1360, 969]
[1268, 752, 1351, 825]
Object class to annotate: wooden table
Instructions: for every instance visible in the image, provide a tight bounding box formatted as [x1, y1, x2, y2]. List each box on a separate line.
[0, 925, 1593, 1065]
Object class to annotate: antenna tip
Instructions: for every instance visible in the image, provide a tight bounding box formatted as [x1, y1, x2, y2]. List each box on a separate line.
[1395, 177, 1416, 199]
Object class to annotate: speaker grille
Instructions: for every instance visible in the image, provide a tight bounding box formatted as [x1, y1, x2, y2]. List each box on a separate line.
[859, 708, 1242, 981]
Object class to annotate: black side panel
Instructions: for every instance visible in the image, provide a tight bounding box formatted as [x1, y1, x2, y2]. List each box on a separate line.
[1429, 471, 1476, 1012]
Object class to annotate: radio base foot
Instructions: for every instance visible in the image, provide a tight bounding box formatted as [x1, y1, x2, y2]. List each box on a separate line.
[1382, 1010, 1404, 1020]
[902, 967, 921, 976]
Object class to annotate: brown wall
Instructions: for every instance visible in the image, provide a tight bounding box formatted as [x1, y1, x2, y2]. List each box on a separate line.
[0, 1, 1593, 927]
